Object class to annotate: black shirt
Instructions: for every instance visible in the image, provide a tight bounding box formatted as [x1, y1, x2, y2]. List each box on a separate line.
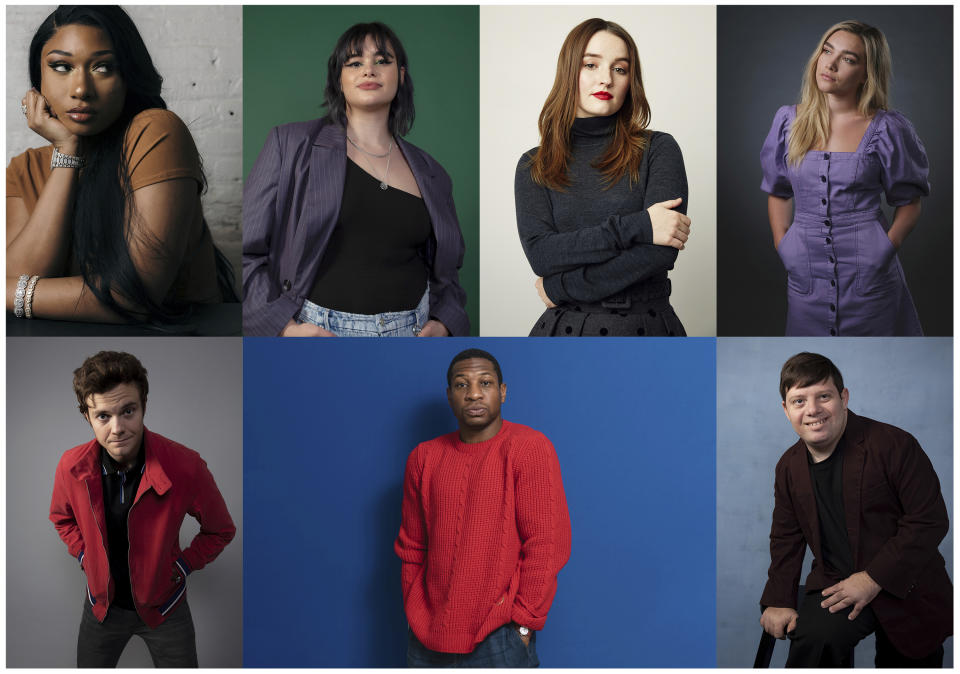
[100, 445, 146, 610]
[308, 157, 431, 314]
[808, 441, 855, 581]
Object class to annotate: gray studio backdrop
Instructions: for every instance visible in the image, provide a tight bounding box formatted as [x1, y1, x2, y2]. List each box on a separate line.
[5, 5, 243, 278]
[716, 338, 953, 667]
[717, 5, 953, 336]
[6, 338, 242, 668]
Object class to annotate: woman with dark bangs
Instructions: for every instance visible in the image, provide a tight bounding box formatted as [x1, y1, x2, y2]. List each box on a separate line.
[243, 22, 469, 337]
[761, 20, 927, 336]
[7, 5, 236, 325]
[515, 18, 691, 337]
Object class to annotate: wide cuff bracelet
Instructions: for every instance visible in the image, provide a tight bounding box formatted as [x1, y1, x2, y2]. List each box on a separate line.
[24, 275, 40, 318]
[51, 147, 85, 170]
[14, 274, 29, 318]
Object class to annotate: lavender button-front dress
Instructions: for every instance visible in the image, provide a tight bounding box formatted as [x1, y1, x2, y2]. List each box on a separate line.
[760, 105, 929, 336]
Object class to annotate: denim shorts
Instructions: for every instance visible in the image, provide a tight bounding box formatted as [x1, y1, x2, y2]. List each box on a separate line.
[296, 286, 429, 337]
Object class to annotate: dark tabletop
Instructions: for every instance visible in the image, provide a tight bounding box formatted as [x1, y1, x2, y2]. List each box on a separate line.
[6, 303, 241, 337]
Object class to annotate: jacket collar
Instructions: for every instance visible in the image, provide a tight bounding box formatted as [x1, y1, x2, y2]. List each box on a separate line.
[68, 427, 172, 496]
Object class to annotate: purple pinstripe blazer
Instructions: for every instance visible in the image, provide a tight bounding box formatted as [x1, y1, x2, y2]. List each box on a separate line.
[242, 118, 469, 336]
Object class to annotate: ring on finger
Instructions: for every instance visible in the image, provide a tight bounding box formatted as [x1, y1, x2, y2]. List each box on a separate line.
[20, 102, 27, 116]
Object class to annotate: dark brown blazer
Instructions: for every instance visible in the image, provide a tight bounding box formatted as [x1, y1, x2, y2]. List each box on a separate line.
[760, 411, 952, 659]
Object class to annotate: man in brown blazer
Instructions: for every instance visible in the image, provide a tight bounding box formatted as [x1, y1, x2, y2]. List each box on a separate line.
[759, 352, 951, 667]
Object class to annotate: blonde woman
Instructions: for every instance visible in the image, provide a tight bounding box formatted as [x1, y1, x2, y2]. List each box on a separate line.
[761, 20, 927, 336]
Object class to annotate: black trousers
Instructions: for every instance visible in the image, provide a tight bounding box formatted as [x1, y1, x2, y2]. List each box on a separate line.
[786, 591, 944, 668]
[77, 598, 198, 668]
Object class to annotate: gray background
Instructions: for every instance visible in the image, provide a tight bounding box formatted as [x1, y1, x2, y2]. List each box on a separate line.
[716, 337, 953, 667]
[6, 5, 243, 280]
[6, 337, 242, 667]
[717, 6, 953, 336]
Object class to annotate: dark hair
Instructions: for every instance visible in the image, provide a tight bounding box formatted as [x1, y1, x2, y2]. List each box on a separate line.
[322, 22, 415, 137]
[779, 352, 844, 401]
[447, 349, 503, 386]
[29, 6, 237, 325]
[73, 350, 149, 416]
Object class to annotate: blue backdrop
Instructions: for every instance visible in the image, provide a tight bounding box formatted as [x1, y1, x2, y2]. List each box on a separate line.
[716, 338, 954, 667]
[243, 338, 717, 667]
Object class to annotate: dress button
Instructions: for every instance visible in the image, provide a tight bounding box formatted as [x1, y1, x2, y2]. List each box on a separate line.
[820, 176, 826, 182]
[823, 153, 830, 160]
[282, 279, 291, 292]
[825, 237, 832, 244]
[830, 280, 836, 287]
[829, 328, 837, 336]
[821, 198, 827, 205]
[830, 303, 836, 312]
[828, 256, 835, 263]
[824, 219, 831, 227]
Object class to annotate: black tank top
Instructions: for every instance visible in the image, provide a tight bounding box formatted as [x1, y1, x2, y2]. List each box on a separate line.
[309, 158, 430, 314]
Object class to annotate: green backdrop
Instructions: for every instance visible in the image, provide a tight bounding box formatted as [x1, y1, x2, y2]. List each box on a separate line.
[243, 6, 480, 334]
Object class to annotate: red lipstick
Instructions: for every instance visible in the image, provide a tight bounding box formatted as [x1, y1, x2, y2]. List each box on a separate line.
[592, 92, 613, 100]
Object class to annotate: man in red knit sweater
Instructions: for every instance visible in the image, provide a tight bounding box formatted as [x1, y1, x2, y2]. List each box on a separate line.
[395, 348, 571, 666]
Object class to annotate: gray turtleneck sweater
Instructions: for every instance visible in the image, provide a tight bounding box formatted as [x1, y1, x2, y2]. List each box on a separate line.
[514, 116, 688, 305]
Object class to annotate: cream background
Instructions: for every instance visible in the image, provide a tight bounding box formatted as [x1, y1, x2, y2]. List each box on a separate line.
[479, 5, 717, 336]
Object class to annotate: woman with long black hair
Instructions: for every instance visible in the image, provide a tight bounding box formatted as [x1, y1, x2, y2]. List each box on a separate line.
[7, 5, 235, 325]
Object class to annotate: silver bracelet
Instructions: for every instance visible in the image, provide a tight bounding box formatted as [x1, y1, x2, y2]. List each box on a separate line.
[51, 146, 85, 170]
[14, 274, 29, 318]
[24, 275, 40, 319]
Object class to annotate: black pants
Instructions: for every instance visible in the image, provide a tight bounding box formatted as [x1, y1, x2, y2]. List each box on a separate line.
[786, 591, 944, 667]
[77, 598, 198, 668]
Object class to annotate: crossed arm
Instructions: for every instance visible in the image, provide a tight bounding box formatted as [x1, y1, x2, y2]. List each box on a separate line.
[7, 178, 200, 322]
[516, 136, 691, 306]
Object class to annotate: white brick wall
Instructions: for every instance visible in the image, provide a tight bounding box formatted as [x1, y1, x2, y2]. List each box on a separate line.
[5, 5, 242, 271]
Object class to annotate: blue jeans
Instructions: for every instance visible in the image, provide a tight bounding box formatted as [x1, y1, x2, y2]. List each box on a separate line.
[77, 597, 198, 667]
[407, 624, 539, 668]
[296, 286, 429, 337]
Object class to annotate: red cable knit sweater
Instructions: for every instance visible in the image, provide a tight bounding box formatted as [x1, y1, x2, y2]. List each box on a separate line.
[395, 420, 571, 654]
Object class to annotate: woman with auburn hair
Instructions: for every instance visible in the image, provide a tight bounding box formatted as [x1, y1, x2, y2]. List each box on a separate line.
[242, 21, 469, 337]
[762, 20, 927, 336]
[515, 17, 691, 337]
[7, 5, 236, 326]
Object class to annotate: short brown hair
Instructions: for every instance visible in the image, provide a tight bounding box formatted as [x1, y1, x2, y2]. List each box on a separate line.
[779, 352, 844, 401]
[73, 351, 149, 416]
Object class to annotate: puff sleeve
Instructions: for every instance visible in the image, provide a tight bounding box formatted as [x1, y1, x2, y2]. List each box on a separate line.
[870, 110, 930, 207]
[760, 105, 795, 198]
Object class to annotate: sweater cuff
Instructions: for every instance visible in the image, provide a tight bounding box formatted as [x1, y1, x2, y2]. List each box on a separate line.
[543, 274, 569, 306]
[511, 605, 546, 632]
[620, 210, 653, 246]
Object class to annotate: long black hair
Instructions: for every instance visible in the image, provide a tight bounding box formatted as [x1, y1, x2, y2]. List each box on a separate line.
[322, 22, 415, 137]
[29, 6, 237, 325]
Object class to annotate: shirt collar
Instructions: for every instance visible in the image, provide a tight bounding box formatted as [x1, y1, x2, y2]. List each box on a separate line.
[100, 441, 146, 476]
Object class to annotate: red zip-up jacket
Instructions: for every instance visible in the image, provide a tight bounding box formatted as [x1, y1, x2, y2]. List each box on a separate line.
[49, 428, 236, 627]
